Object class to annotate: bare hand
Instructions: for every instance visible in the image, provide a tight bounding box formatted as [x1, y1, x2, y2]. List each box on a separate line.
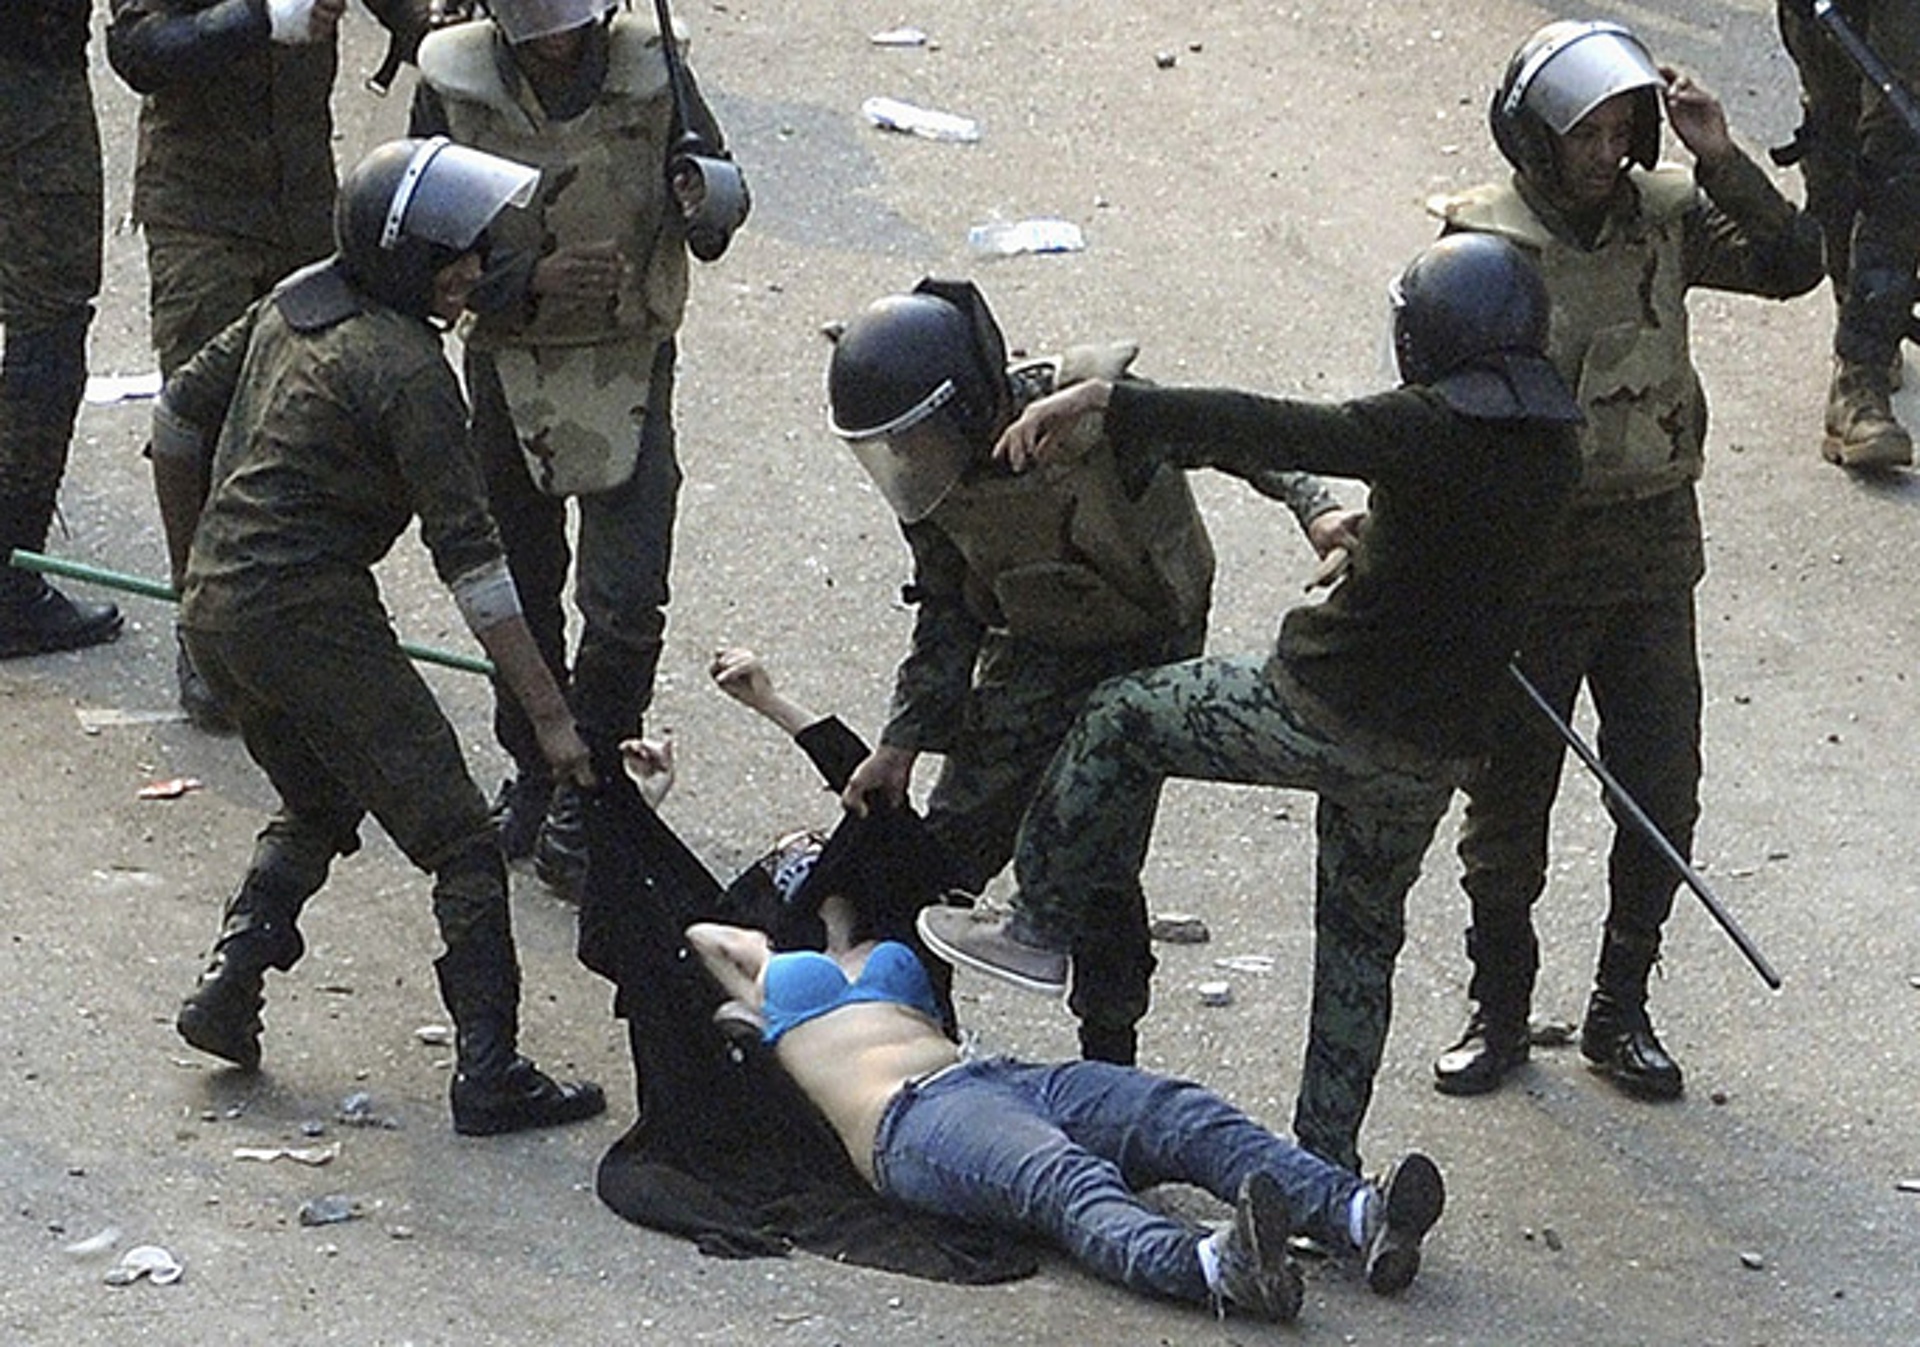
[842, 744, 914, 818]
[1661, 65, 1734, 168]
[710, 647, 775, 710]
[619, 733, 676, 810]
[671, 163, 706, 217]
[532, 240, 628, 302]
[535, 714, 596, 789]
[1305, 507, 1365, 559]
[993, 379, 1112, 472]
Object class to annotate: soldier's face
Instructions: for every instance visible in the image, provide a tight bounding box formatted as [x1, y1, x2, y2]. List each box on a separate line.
[1550, 93, 1638, 211]
[429, 252, 485, 323]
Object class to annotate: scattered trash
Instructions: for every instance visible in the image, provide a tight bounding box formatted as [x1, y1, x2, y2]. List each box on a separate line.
[1541, 1227, 1563, 1252]
[137, 777, 203, 801]
[83, 371, 163, 405]
[1154, 50, 1177, 69]
[967, 218, 1086, 257]
[337, 1091, 401, 1129]
[1149, 912, 1211, 944]
[414, 1024, 453, 1046]
[298, 1194, 365, 1227]
[1896, 1178, 1920, 1194]
[1739, 1250, 1766, 1271]
[1196, 980, 1233, 1007]
[1212, 954, 1274, 975]
[62, 1227, 120, 1259]
[233, 1142, 341, 1166]
[76, 706, 189, 733]
[1709, 1089, 1730, 1106]
[869, 27, 926, 46]
[862, 95, 979, 142]
[104, 1244, 183, 1286]
[299, 1119, 328, 1138]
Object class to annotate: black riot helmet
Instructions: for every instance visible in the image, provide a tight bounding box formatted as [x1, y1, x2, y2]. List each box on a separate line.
[826, 279, 1013, 522]
[334, 137, 541, 318]
[1490, 20, 1663, 189]
[1390, 233, 1582, 424]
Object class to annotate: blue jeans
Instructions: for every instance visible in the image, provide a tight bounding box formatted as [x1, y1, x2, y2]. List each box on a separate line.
[870, 1058, 1362, 1305]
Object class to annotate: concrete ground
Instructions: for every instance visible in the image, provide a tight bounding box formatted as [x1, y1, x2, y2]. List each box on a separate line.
[4, 1, 1918, 1343]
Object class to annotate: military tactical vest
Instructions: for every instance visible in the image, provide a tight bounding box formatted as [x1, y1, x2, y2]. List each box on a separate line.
[926, 344, 1215, 650]
[1430, 170, 1707, 505]
[418, 15, 690, 354]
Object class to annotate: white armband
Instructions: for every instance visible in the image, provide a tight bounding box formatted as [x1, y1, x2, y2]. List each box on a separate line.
[451, 557, 522, 634]
[267, 0, 319, 44]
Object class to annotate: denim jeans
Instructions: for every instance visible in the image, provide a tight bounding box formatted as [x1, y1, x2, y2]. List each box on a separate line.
[870, 1057, 1362, 1305]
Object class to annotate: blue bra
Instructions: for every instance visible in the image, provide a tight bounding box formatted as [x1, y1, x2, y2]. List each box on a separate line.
[760, 940, 942, 1045]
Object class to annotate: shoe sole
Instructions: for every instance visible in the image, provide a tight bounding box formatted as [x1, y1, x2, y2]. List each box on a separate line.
[1822, 432, 1913, 470]
[1366, 1153, 1445, 1295]
[1581, 1054, 1685, 1100]
[1236, 1173, 1305, 1322]
[0, 617, 124, 661]
[914, 908, 1067, 996]
[176, 1007, 262, 1073]
[1431, 1043, 1529, 1097]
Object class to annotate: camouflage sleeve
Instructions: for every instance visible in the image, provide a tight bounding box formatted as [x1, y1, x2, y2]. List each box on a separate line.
[1238, 469, 1342, 532]
[1685, 147, 1825, 299]
[106, 0, 267, 95]
[878, 520, 982, 755]
[378, 343, 504, 591]
[156, 302, 258, 439]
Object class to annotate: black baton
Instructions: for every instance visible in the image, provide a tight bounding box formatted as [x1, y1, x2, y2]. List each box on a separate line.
[1507, 662, 1783, 991]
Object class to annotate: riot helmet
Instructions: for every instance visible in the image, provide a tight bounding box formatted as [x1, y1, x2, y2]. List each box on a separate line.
[1490, 21, 1663, 189]
[488, 0, 615, 44]
[335, 137, 540, 318]
[826, 279, 1012, 522]
[1390, 233, 1581, 424]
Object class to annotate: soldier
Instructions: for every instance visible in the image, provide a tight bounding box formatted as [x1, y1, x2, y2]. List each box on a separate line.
[155, 138, 605, 1136]
[0, 0, 123, 658]
[410, 0, 749, 898]
[915, 235, 1584, 1173]
[826, 278, 1356, 1065]
[1776, 0, 1919, 470]
[108, 0, 426, 725]
[1424, 22, 1821, 1102]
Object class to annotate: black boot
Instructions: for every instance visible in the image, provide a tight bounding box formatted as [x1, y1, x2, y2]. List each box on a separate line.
[0, 575, 121, 658]
[174, 625, 234, 733]
[1580, 988, 1683, 1100]
[492, 770, 552, 862]
[176, 886, 308, 1071]
[433, 893, 604, 1136]
[1432, 924, 1535, 1096]
[532, 780, 588, 901]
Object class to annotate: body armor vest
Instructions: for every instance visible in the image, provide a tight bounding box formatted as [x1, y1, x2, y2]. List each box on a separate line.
[1430, 169, 1706, 504]
[418, 15, 689, 354]
[927, 344, 1215, 650]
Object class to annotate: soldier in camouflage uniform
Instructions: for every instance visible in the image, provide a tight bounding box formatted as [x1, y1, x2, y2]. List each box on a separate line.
[917, 237, 1584, 1172]
[827, 279, 1357, 1066]
[0, 0, 123, 658]
[155, 138, 604, 1136]
[108, 0, 426, 723]
[411, 0, 749, 898]
[1776, 0, 1920, 470]
[1424, 24, 1821, 1104]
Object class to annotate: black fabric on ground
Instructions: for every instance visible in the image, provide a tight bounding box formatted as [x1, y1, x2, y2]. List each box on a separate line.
[575, 739, 1036, 1284]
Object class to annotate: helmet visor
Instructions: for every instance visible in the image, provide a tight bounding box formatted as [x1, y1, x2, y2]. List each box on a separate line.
[847, 418, 974, 523]
[383, 139, 540, 253]
[491, 0, 614, 44]
[1517, 25, 1662, 136]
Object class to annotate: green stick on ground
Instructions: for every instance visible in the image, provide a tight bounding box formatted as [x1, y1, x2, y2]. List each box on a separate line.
[8, 548, 497, 678]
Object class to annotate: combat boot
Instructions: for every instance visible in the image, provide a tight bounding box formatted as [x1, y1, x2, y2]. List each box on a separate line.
[1823, 357, 1912, 470]
[436, 949, 605, 1136]
[0, 574, 121, 659]
[176, 905, 306, 1072]
[492, 770, 552, 862]
[1432, 923, 1535, 1096]
[1580, 988, 1683, 1099]
[532, 781, 588, 901]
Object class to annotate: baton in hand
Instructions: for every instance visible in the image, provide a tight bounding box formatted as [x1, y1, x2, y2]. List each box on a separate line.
[1507, 662, 1782, 990]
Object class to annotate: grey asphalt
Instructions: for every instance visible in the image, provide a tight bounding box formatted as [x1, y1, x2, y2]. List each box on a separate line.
[4, 2, 1917, 1344]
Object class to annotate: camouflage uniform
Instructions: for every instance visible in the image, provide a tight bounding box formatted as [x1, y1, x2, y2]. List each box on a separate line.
[1010, 381, 1581, 1170]
[0, 2, 116, 646]
[886, 355, 1339, 1064]
[411, 13, 742, 795]
[1430, 157, 1820, 1056]
[163, 268, 525, 1023]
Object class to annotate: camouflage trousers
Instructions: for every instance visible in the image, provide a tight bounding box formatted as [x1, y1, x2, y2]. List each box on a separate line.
[1013, 654, 1457, 1171]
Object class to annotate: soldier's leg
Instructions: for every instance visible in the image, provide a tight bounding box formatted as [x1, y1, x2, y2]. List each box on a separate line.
[0, 66, 119, 657]
[1577, 593, 1699, 1100]
[1293, 783, 1451, 1173]
[540, 341, 681, 897]
[1778, 0, 1867, 292]
[466, 348, 570, 858]
[1437, 614, 1598, 1095]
